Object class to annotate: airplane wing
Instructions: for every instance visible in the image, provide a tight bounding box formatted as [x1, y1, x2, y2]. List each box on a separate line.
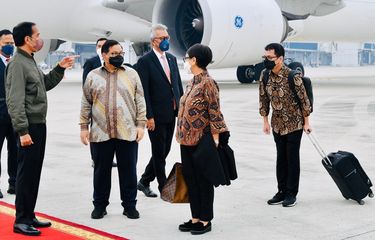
[276, 0, 346, 19]
[102, 0, 155, 22]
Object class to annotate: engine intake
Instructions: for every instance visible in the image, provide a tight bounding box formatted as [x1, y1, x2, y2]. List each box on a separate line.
[153, 0, 286, 68]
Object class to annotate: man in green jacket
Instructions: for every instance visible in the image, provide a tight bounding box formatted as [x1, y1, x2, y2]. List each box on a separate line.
[6, 22, 76, 236]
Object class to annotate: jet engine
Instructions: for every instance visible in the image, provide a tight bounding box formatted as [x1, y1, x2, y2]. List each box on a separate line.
[153, 0, 287, 68]
[34, 39, 65, 63]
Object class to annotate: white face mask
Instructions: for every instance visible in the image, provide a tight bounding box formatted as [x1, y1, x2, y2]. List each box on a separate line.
[96, 48, 102, 57]
[184, 61, 192, 74]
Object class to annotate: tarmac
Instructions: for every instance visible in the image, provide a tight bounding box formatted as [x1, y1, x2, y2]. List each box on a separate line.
[1, 66, 375, 240]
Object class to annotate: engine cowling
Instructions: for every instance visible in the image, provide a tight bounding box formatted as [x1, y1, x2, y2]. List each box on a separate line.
[153, 0, 285, 68]
[34, 39, 65, 63]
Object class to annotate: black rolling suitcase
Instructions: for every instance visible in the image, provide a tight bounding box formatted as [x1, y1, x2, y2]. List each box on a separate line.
[308, 133, 374, 204]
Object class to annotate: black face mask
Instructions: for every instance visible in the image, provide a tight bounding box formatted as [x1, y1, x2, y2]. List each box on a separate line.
[263, 59, 276, 70]
[109, 55, 124, 68]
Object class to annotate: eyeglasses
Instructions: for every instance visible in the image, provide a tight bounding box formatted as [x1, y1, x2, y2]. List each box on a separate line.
[182, 57, 190, 62]
[262, 55, 278, 61]
[107, 52, 125, 57]
[153, 36, 170, 41]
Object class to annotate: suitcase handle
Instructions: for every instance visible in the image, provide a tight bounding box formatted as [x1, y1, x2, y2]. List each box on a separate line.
[306, 132, 332, 166]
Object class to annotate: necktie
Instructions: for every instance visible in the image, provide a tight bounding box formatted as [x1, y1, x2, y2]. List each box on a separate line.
[5, 58, 10, 63]
[161, 55, 171, 82]
[161, 55, 176, 109]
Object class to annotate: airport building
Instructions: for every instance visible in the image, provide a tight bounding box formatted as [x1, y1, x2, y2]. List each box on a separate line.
[44, 41, 375, 69]
[283, 42, 375, 67]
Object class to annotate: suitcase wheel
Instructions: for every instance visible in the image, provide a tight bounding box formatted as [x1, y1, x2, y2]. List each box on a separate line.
[369, 192, 374, 198]
[358, 200, 365, 205]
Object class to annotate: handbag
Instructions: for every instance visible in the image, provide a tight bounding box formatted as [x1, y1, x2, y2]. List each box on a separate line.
[161, 162, 189, 203]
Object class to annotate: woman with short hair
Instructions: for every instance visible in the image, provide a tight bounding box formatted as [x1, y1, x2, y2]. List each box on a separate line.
[176, 44, 228, 235]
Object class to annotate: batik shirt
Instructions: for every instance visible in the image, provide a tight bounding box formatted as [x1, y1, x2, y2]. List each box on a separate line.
[176, 71, 227, 146]
[259, 65, 311, 135]
[80, 65, 147, 142]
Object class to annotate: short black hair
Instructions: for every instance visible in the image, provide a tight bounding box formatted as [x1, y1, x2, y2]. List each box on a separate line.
[186, 43, 213, 70]
[101, 39, 122, 54]
[265, 43, 285, 57]
[13, 22, 35, 47]
[96, 38, 107, 46]
[0, 29, 12, 38]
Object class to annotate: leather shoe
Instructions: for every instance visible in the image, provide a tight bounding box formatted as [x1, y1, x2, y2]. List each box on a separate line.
[14, 223, 41, 236]
[91, 208, 107, 219]
[7, 185, 16, 194]
[0, 189, 3, 198]
[191, 221, 212, 235]
[123, 207, 140, 219]
[32, 218, 52, 228]
[137, 182, 157, 198]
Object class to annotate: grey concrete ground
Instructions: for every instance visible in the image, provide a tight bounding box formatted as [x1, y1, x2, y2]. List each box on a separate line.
[1, 67, 375, 240]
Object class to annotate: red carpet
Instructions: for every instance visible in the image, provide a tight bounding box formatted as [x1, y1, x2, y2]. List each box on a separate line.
[0, 201, 128, 240]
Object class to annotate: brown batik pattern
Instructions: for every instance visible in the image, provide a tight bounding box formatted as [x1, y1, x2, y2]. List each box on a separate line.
[176, 71, 227, 146]
[259, 65, 311, 135]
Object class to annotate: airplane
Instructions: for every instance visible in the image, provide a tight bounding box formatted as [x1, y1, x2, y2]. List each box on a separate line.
[1, 0, 375, 83]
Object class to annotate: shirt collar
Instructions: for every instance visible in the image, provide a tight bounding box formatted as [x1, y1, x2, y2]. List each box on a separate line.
[16, 48, 34, 59]
[193, 70, 209, 84]
[270, 64, 288, 77]
[0, 54, 8, 65]
[101, 63, 126, 73]
[153, 48, 166, 59]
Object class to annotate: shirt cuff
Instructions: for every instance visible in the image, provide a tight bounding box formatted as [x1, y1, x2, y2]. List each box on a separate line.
[80, 124, 89, 131]
[18, 129, 29, 136]
[54, 64, 66, 74]
[136, 121, 146, 128]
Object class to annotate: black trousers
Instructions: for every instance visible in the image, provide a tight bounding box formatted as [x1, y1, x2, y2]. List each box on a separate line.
[181, 145, 214, 222]
[91, 139, 138, 210]
[273, 129, 303, 197]
[140, 120, 175, 192]
[15, 124, 46, 225]
[0, 122, 18, 187]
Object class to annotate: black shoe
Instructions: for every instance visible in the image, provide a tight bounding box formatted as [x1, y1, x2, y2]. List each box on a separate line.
[112, 162, 117, 167]
[282, 195, 297, 207]
[123, 207, 140, 219]
[137, 182, 157, 198]
[91, 208, 107, 219]
[179, 220, 198, 232]
[191, 222, 212, 235]
[32, 218, 52, 228]
[0, 189, 3, 198]
[267, 192, 285, 205]
[13, 223, 41, 236]
[7, 185, 16, 194]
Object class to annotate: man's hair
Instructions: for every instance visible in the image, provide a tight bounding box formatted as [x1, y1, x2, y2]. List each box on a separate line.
[101, 39, 122, 54]
[265, 43, 285, 57]
[150, 24, 168, 39]
[13, 22, 35, 47]
[186, 43, 213, 70]
[96, 38, 107, 46]
[0, 29, 12, 39]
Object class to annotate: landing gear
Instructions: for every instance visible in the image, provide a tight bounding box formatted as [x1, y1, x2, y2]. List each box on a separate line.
[236, 61, 304, 83]
[236, 63, 264, 84]
[236, 65, 256, 84]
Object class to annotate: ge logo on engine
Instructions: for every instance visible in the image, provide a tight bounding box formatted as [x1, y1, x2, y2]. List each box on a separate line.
[234, 16, 244, 29]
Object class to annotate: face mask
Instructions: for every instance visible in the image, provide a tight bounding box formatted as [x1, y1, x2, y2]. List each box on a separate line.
[109, 55, 124, 68]
[159, 39, 170, 52]
[263, 58, 276, 70]
[96, 48, 102, 56]
[1, 44, 14, 56]
[183, 61, 192, 74]
[30, 38, 44, 52]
